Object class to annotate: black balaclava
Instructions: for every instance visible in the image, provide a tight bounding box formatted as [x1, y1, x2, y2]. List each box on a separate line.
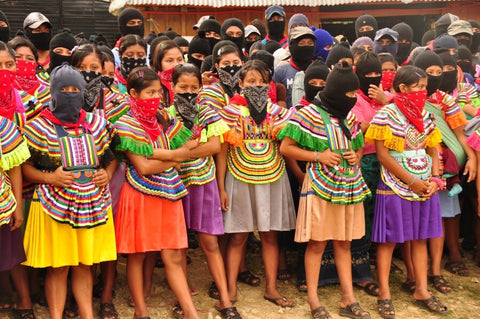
[289, 34, 316, 71]
[355, 52, 382, 96]
[50, 64, 85, 123]
[118, 8, 144, 37]
[392, 22, 413, 65]
[468, 20, 480, 54]
[188, 33, 210, 70]
[48, 31, 77, 73]
[165, 29, 179, 40]
[355, 14, 378, 40]
[267, 17, 285, 42]
[265, 40, 281, 54]
[303, 59, 330, 102]
[249, 50, 275, 75]
[315, 61, 359, 139]
[414, 50, 444, 96]
[174, 36, 189, 49]
[421, 30, 436, 46]
[199, 19, 222, 52]
[434, 34, 459, 60]
[0, 11, 9, 43]
[26, 27, 52, 51]
[221, 18, 245, 54]
[457, 44, 474, 75]
[434, 13, 459, 37]
[325, 42, 353, 69]
[436, 48, 458, 93]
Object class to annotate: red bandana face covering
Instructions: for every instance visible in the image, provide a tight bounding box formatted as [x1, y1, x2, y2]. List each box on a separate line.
[129, 96, 162, 141]
[393, 89, 428, 133]
[381, 71, 395, 91]
[0, 69, 16, 120]
[14, 60, 39, 95]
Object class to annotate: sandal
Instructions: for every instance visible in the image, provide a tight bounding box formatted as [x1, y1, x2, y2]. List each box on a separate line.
[354, 281, 379, 296]
[296, 280, 307, 292]
[99, 303, 119, 319]
[277, 269, 290, 281]
[63, 298, 79, 319]
[428, 275, 451, 294]
[415, 295, 449, 314]
[208, 281, 220, 300]
[377, 299, 395, 319]
[237, 270, 260, 286]
[12, 309, 36, 319]
[263, 295, 294, 308]
[218, 306, 242, 319]
[172, 302, 184, 319]
[445, 260, 469, 276]
[0, 292, 12, 312]
[389, 262, 403, 274]
[339, 302, 370, 318]
[400, 281, 416, 294]
[311, 306, 332, 319]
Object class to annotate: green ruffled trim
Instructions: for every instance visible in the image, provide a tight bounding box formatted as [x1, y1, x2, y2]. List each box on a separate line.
[1, 140, 30, 171]
[170, 125, 193, 150]
[199, 120, 230, 143]
[351, 132, 364, 151]
[116, 136, 153, 156]
[277, 123, 329, 152]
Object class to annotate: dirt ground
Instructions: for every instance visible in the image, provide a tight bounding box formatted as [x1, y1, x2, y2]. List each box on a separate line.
[2, 246, 480, 319]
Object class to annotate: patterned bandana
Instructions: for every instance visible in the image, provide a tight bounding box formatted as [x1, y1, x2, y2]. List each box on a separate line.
[174, 92, 198, 129]
[82, 70, 103, 112]
[129, 96, 162, 141]
[393, 89, 427, 133]
[120, 56, 146, 78]
[243, 85, 269, 124]
[14, 60, 39, 95]
[380, 71, 395, 91]
[217, 64, 242, 93]
[0, 69, 16, 120]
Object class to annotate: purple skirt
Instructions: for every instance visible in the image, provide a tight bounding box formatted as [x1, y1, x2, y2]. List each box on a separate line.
[371, 180, 443, 243]
[182, 179, 224, 235]
[0, 225, 26, 271]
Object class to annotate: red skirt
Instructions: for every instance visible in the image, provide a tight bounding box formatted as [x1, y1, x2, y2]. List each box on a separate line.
[115, 183, 188, 253]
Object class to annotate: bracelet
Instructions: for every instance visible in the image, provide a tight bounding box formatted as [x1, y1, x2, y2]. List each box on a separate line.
[430, 176, 446, 190]
[407, 176, 417, 186]
[432, 174, 441, 178]
[313, 151, 320, 162]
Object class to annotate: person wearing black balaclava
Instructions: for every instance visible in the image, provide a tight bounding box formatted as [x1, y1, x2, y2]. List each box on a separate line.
[188, 33, 210, 70]
[221, 18, 245, 57]
[47, 30, 77, 74]
[447, 20, 473, 49]
[325, 42, 354, 69]
[355, 51, 392, 108]
[392, 22, 414, 66]
[457, 45, 475, 79]
[301, 59, 329, 105]
[434, 13, 459, 37]
[414, 50, 444, 97]
[23, 12, 53, 71]
[355, 14, 378, 40]
[436, 48, 459, 94]
[0, 11, 10, 43]
[468, 20, 480, 56]
[198, 18, 221, 52]
[112, 8, 147, 68]
[261, 5, 288, 48]
[273, 26, 316, 109]
[373, 28, 399, 59]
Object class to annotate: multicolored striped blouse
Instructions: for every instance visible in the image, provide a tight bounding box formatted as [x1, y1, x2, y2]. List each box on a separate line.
[104, 88, 129, 123]
[365, 103, 442, 201]
[114, 110, 192, 200]
[198, 83, 230, 112]
[220, 99, 294, 184]
[23, 113, 117, 228]
[0, 116, 30, 226]
[428, 90, 467, 130]
[278, 105, 370, 204]
[19, 84, 50, 121]
[167, 103, 230, 187]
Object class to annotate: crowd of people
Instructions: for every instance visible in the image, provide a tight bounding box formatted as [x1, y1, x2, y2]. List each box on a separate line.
[0, 4, 480, 319]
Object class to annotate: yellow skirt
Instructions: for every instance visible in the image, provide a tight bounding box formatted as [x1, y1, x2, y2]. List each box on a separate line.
[23, 195, 117, 268]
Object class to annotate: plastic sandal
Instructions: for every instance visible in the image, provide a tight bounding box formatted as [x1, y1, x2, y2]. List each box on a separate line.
[208, 281, 220, 300]
[377, 299, 395, 319]
[400, 281, 416, 294]
[12, 309, 36, 319]
[428, 275, 451, 294]
[237, 270, 260, 286]
[263, 295, 294, 308]
[99, 303, 119, 319]
[415, 295, 449, 315]
[445, 260, 469, 276]
[355, 281, 379, 296]
[277, 269, 291, 281]
[339, 302, 371, 319]
[311, 306, 332, 319]
[219, 306, 242, 319]
[172, 302, 184, 319]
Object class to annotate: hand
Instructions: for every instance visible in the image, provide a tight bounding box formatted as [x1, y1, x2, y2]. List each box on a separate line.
[93, 169, 110, 187]
[462, 103, 478, 117]
[317, 149, 342, 167]
[342, 150, 360, 166]
[49, 166, 75, 188]
[368, 84, 389, 105]
[185, 140, 199, 150]
[410, 178, 429, 196]
[202, 71, 217, 86]
[422, 180, 439, 198]
[219, 188, 229, 212]
[463, 158, 477, 182]
[10, 208, 23, 231]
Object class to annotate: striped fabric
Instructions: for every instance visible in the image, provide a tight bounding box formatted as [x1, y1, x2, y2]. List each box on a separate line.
[198, 83, 230, 112]
[104, 88, 129, 123]
[220, 100, 294, 184]
[278, 105, 370, 204]
[429, 90, 467, 130]
[19, 85, 50, 122]
[457, 82, 478, 104]
[366, 103, 442, 201]
[114, 112, 190, 200]
[24, 113, 116, 228]
[0, 116, 31, 226]
[167, 103, 230, 187]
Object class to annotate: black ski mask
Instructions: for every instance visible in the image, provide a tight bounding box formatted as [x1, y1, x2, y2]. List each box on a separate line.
[413, 50, 444, 96]
[48, 31, 77, 72]
[118, 8, 145, 37]
[355, 52, 382, 96]
[267, 20, 285, 42]
[289, 34, 316, 71]
[26, 30, 51, 51]
[221, 18, 245, 54]
[0, 11, 9, 43]
[303, 60, 329, 103]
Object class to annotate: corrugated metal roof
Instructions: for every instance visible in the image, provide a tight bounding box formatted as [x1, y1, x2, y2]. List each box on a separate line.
[125, 0, 455, 7]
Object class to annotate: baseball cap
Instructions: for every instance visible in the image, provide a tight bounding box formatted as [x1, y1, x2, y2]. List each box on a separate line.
[193, 15, 215, 30]
[245, 25, 260, 38]
[23, 12, 52, 30]
[374, 28, 398, 41]
[448, 20, 473, 36]
[265, 5, 285, 20]
[289, 26, 316, 41]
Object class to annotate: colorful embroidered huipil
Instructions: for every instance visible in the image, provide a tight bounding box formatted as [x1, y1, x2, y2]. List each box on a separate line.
[24, 113, 117, 227]
[167, 103, 229, 187]
[278, 105, 371, 204]
[114, 110, 192, 200]
[0, 116, 30, 226]
[19, 85, 50, 121]
[198, 83, 230, 111]
[365, 103, 442, 201]
[220, 100, 293, 184]
[104, 88, 129, 123]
